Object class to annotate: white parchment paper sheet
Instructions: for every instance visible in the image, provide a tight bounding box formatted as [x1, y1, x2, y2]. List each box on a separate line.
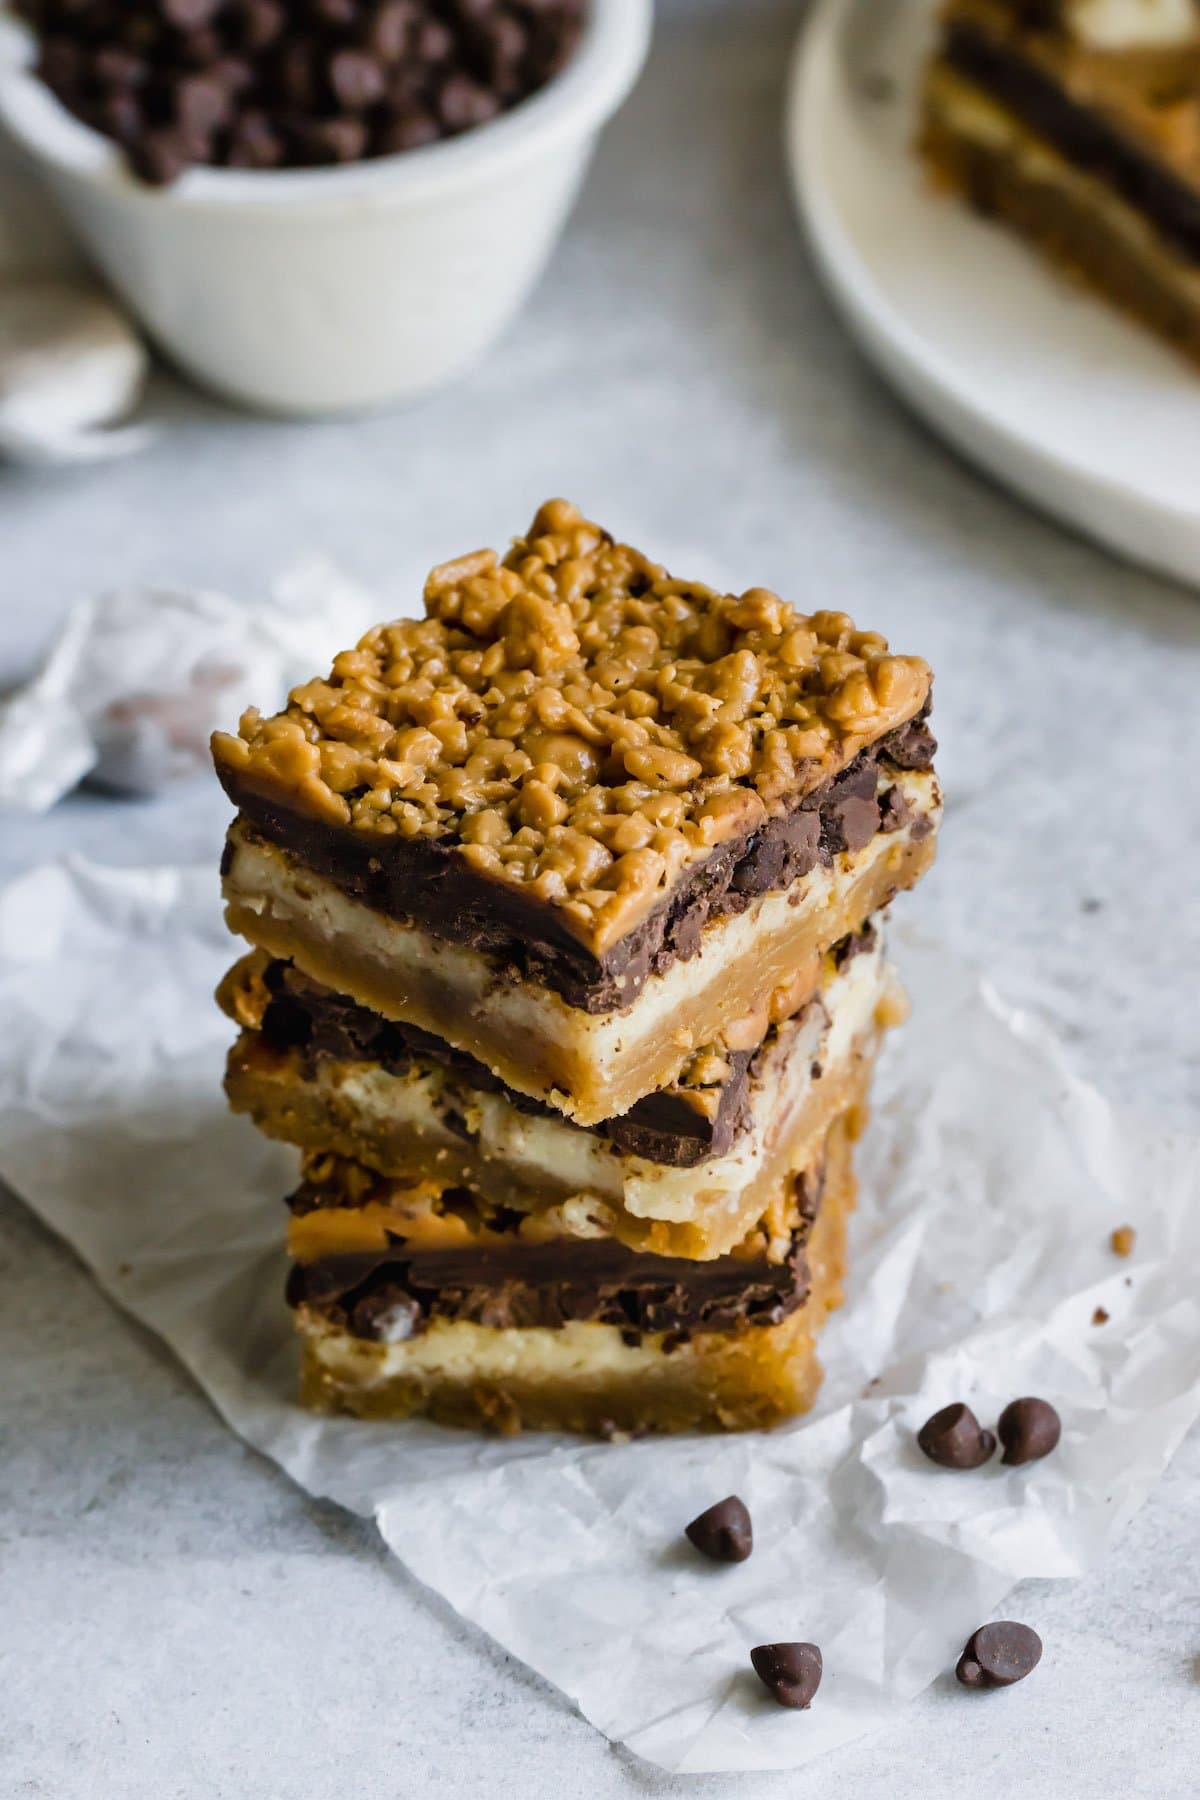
[0, 857, 1196, 1774]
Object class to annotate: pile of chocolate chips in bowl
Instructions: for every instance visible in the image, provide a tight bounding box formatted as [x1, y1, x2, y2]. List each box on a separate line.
[13, 0, 586, 184]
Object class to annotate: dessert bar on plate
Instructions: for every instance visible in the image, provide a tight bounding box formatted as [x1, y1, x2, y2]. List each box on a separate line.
[921, 0, 1200, 363]
[211, 501, 940, 1433]
[215, 500, 938, 1125]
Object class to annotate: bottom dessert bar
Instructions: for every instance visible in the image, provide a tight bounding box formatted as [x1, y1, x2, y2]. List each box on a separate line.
[287, 1114, 857, 1436]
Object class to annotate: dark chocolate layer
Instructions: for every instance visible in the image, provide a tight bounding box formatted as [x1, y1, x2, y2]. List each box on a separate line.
[287, 1164, 824, 1341]
[221, 712, 933, 1013]
[942, 22, 1200, 262]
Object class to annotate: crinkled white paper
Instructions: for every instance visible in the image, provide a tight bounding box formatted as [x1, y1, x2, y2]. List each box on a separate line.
[0, 564, 374, 811]
[0, 857, 1197, 1774]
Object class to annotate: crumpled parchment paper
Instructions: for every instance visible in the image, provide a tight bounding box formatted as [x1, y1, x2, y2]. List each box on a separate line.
[0, 564, 373, 811]
[0, 856, 1196, 1775]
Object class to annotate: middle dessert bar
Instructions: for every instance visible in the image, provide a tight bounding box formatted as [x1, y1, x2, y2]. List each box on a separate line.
[219, 923, 897, 1260]
[215, 501, 940, 1124]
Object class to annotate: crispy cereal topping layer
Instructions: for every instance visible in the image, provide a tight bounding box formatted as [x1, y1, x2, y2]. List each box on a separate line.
[213, 501, 930, 951]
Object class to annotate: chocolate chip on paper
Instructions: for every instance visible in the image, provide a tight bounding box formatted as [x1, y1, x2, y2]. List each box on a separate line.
[956, 1621, 1042, 1689]
[916, 1401, 996, 1468]
[750, 1642, 822, 1710]
[997, 1397, 1061, 1466]
[684, 1495, 753, 1563]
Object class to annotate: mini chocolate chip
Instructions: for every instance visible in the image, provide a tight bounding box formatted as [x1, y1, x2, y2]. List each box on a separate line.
[227, 112, 284, 168]
[178, 28, 224, 71]
[330, 49, 387, 110]
[684, 1495, 753, 1563]
[376, 109, 440, 153]
[997, 1397, 1061, 1466]
[175, 73, 233, 135]
[240, 1, 286, 53]
[368, 0, 416, 60]
[97, 91, 144, 146]
[751, 1642, 822, 1709]
[128, 128, 194, 185]
[414, 18, 455, 62]
[437, 72, 499, 131]
[94, 48, 148, 90]
[956, 1621, 1042, 1688]
[164, 0, 223, 30]
[917, 1402, 996, 1469]
[308, 117, 370, 163]
[39, 37, 83, 98]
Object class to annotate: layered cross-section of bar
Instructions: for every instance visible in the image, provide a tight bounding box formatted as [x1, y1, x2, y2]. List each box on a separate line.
[921, 0, 1200, 365]
[219, 924, 898, 1261]
[287, 1114, 858, 1435]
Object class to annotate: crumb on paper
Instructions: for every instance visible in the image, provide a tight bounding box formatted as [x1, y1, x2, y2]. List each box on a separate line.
[1092, 1306, 1109, 1326]
[1111, 1225, 1136, 1257]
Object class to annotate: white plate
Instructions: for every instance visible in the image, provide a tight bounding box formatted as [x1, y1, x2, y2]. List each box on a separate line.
[787, 0, 1200, 588]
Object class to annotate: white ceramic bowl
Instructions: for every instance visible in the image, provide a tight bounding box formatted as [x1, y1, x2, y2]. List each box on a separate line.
[0, 2, 650, 415]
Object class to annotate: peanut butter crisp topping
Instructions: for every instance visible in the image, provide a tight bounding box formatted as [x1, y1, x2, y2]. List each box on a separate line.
[214, 501, 934, 971]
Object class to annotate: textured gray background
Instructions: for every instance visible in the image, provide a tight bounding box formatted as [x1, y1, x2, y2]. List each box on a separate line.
[1, 2, 1197, 1795]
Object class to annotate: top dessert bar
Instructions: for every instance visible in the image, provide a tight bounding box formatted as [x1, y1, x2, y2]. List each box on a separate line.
[215, 501, 939, 1121]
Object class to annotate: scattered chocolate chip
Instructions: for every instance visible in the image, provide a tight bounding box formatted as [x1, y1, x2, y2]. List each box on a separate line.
[684, 1496, 753, 1563]
[997, 1397, 1061, 1466]
[1092, 1305, 1109, 1326]
[1110, 1225, 1136, 1258]
[956, 1621, 1042, 1688]
[751, 1642, 822, 1709]
[917, 1402, 996, 1469]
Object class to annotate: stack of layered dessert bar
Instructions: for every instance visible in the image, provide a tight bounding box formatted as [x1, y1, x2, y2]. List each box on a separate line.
[211, 501, 940, 1435]
[921, 0, 1200, 364]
